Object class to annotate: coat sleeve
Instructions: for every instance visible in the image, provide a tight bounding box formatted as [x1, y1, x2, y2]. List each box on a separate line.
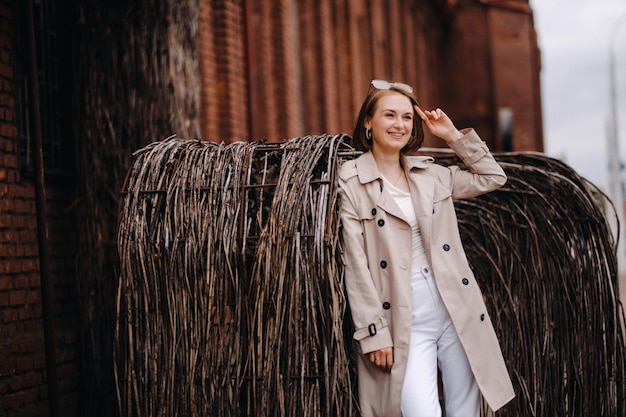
[444, 128, 507, 199]
[338, 167, 393, 354]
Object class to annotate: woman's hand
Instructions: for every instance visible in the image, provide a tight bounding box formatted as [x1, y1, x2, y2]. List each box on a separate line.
[414, 105, 463, 143]
[369, 347, 394, 373]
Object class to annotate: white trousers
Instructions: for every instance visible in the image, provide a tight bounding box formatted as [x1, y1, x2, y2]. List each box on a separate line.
[401, 266, 480, 417]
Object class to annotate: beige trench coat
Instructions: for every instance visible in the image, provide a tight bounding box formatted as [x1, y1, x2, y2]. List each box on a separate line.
[338, 129, 515, 417]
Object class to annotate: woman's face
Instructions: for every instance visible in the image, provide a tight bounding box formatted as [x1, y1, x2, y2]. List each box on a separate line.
[364, 92, 414, 154]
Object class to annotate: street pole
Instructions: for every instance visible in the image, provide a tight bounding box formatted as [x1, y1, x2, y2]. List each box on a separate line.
[608, 13, 626, 273]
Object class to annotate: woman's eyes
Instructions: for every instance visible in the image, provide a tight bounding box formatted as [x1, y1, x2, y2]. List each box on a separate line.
[383, 113, 412, 121]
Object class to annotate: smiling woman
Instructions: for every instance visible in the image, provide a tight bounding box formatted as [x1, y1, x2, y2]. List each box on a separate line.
[338, 80, 515, 417]
[351, 85, 423, 157]
[365, 93, 416, 174]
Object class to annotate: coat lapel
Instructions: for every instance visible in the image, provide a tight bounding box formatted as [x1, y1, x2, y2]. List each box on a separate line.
[376, 187, 407, 222]
[406, 160, 435, 252]
[355, 152, 407, 222]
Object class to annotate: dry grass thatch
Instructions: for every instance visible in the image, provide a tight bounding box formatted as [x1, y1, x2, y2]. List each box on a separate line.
[436, 151, 625, 416]
[116, 134, 356, 416]
[116, 135, 625, 416]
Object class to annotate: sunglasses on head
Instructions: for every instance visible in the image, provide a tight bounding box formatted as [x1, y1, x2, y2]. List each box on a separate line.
[370, 79, 414, 94]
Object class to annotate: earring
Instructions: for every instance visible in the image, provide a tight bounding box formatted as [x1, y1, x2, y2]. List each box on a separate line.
[366, 129, 372, 141]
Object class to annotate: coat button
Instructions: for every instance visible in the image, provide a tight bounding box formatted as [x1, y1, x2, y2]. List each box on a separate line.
[380, 260, 387, 269]
[372, 208, 377, 215]
[480, 313, 485, 321]
[462, 278, 469, 285]
[382, 301, 391, 310]
[443, 244, 450, 251]
[378, 219, 385, 227]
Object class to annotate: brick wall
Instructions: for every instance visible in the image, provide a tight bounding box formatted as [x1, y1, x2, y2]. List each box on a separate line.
[0, 1, 80, 416]
[0, 1, 543, 416]
[487, 2, 543, 151]
[199, 0, 249, 141]
[197, 0, 542, 152]
[197, 0, 450, 146]
[439, 0, 543, 151]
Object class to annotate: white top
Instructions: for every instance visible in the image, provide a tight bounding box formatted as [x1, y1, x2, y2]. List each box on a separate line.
[381, 175, 429, 273]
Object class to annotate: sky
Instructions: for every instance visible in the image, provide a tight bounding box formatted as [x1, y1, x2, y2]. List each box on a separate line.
[530, 0, 626, 192]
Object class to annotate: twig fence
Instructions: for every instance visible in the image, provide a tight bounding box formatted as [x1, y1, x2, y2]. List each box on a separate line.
[115, 135, 625, 416]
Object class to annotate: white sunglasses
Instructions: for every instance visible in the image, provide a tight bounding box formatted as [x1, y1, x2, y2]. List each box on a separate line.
[370, 79, 414, 94]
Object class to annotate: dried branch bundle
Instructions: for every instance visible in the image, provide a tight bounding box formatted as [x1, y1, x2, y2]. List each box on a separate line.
[439, 152, 626, 417]
[116, 134, 356, 416]
[116, 137, 625, 416]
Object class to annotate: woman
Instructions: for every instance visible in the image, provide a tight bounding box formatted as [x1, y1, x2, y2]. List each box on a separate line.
[338, 80, 515, 417]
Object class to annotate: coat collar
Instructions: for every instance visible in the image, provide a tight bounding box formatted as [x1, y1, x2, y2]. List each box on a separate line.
[352, 152, 436, 236]
[354, 151, 434, 184]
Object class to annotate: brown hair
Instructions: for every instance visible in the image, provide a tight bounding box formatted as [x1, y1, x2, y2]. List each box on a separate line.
[351, 87, 424, 153]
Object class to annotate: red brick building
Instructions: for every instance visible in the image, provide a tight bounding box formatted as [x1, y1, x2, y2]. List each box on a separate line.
[199, 0, 543, 151]
[0, 0, 542, 416]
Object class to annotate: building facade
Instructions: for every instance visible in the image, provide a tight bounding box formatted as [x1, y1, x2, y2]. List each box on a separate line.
[0, 0, 542, 415]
